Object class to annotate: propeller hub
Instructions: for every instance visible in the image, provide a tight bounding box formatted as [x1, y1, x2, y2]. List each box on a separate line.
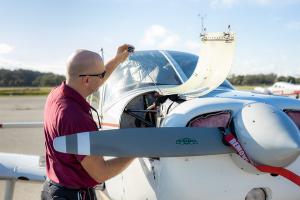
[234, 102, 300, 167]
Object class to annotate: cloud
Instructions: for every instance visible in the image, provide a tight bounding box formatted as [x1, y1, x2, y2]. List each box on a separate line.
[0, 57, 23, 69]
[232, 54, 300, 76]
[210, 0, 239, 8]
[139, 25, 180, 49]
[287, 21, 300, 30]
[210, 0, 269, 8]
[0, 43, 14, 54]
[257, 0, 300, 5]
[222, 0, 239, 6]
[138, 24, 204, 54]
[256, 0, 272, 5]
[209, 0, 300, 8]
[0, 56, 64, 75]
[140, 25, 167, 46]
[159, 34, 180, 49]
[184, 40, 201, 53]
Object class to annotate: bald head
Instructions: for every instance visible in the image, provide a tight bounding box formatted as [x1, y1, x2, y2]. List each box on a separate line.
[66, 49, 104, 79]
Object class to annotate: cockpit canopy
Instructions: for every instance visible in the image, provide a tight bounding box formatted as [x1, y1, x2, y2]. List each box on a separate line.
[103, 50, 233, 107]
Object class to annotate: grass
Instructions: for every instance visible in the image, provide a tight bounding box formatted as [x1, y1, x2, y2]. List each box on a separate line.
[235, 85, 271, 91]
[0, 85, 269, 96]
[235, 85, 256, 91]
[0, 87, 52, 96]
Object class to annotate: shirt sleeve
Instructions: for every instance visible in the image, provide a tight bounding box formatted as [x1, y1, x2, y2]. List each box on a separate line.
[58, 110, 98, 162]
[75, 154, 86, 162]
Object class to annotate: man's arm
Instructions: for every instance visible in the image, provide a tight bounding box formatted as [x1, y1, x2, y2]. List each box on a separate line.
[81, 155, 135, 183]
[81, 44, 135, 183]
[102, 44, 133, 82]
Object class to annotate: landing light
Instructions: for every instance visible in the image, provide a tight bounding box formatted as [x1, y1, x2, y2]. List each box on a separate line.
[245, 188, 267, 200]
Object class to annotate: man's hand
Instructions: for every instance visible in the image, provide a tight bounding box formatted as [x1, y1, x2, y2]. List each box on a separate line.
[115, 44, 134, 64]
[102, 44, 134, 82]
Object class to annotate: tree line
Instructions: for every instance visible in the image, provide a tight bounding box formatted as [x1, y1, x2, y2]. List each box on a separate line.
[1, 69, 300, 87]
[228, 73, 300, 86]
[0, 69, 65, 87]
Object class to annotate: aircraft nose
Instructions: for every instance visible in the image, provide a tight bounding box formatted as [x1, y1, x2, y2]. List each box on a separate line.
[233, 102, 300, 167]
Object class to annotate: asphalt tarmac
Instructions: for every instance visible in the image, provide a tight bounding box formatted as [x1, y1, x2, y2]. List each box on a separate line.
[0, 96, 45, 200]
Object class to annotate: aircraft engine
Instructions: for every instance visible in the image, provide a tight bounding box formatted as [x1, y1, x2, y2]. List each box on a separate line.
[233, 102, 300, 167]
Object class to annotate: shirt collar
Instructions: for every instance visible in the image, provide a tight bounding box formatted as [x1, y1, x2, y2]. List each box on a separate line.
[59, 81, 91, 113]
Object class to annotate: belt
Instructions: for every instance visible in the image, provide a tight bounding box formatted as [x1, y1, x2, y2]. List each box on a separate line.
[46, 178, 96, 200]
[47, 178, 94, 190]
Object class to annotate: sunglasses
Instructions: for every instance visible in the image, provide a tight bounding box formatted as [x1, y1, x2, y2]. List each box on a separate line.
[79, 71, 106, 79]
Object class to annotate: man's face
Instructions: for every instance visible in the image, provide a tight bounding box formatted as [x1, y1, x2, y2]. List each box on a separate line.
[86, 61, 106, 94]
[67, 50, 108, 97]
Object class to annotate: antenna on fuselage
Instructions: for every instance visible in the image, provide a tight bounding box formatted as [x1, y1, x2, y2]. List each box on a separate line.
[198, 13, 207, 37]
[227, 25, 231, 32]
[224, 25, 231, 36]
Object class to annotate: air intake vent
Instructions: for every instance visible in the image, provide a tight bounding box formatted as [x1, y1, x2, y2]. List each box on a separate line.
[285, 110, 300, 130]
[187, 111, 231, 128]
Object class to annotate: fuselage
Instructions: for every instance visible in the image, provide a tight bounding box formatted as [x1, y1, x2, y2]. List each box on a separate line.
[91, 48, 300, 199]
[100, 85, 300, 200]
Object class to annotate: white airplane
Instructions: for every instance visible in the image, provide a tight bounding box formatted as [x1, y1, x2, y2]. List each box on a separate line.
[0, 152, 45, 200]
[2, 30, 300, 200]
[254, 82, 300, 99]
[0, 120, 44, 199]
[50, 31, 300, 200]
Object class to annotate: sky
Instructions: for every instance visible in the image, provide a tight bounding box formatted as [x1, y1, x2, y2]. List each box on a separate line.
[0, 0, 300, 76]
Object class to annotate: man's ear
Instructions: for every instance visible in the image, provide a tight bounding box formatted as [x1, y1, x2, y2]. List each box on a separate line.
[81, 76, 89, 86]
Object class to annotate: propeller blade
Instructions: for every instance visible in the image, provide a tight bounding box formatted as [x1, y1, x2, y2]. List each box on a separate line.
[53, 127, 234, 157]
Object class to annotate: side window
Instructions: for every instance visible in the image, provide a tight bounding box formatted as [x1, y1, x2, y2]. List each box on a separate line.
[98, 85, 106, 117]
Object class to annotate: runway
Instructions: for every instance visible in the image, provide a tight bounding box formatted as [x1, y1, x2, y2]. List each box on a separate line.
[0, 96, 45, 200]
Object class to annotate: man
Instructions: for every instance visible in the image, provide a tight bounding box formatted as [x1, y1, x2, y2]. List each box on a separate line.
[42, 44, 135, 200]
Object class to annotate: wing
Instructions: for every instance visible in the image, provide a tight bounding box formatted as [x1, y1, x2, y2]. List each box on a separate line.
[0, 122, 43, 128]
[0, 152, 45, 181]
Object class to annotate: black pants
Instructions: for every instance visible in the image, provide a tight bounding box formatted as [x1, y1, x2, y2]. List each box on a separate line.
[41, 180, 97, 200]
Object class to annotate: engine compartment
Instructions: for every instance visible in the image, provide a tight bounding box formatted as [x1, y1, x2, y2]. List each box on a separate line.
[120, 91, 183, 128]
[120, 91, 157, 128]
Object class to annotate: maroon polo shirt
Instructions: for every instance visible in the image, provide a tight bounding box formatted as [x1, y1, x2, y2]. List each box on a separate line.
[44, 82, 98, 188]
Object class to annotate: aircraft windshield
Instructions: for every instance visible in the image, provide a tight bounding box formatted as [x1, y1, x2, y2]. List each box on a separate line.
[166, 51, 234, 89]
[166, 50, 199, 78]
[104, 51, 181, 105]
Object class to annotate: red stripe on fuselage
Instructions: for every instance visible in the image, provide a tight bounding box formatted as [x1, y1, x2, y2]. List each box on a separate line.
[257, 165, 300, 187]
[100, 122, 120, 128]
[272, 90, 300, 96]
